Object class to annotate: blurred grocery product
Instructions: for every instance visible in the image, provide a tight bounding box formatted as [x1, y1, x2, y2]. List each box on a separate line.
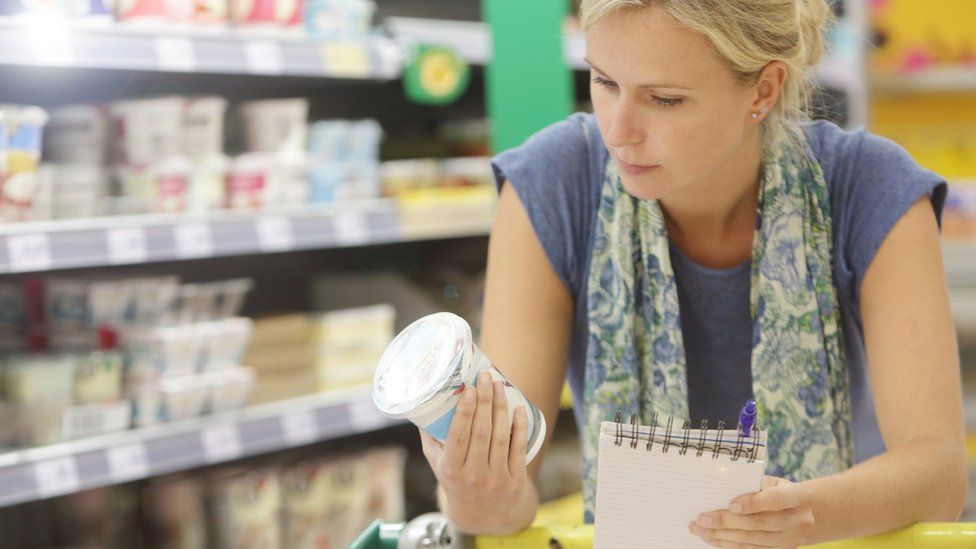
[143, 475, 208, 549]
[239, 98, 309, 155]
[945, 181, 976, 240]
[870, 0, 976, 73]
[281, 447, 406, 548]
[244, 312, 317, 404]
[0, 104, 48, 222]
[0, 275, 257, 447]
[304, 0, 375, 39]
[44, 105, 109, 165]
[208, 467, 282, 549]
[313, 303, 394, 391]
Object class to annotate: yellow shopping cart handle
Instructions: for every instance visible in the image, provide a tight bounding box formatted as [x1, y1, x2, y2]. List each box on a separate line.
[474, 523, 976, 549]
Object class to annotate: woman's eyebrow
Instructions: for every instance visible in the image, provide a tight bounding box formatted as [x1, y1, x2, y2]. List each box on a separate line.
[584, 57, 695, 90]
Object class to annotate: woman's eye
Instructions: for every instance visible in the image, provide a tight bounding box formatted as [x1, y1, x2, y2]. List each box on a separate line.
[593, 76, 683, 108]
[653, 97, 683, 108]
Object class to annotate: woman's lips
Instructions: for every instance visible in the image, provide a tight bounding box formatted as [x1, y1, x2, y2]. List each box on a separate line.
[617, 158, 660, 176]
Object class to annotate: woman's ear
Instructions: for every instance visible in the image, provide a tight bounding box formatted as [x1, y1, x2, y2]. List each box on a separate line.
[750, 61, 787, 116]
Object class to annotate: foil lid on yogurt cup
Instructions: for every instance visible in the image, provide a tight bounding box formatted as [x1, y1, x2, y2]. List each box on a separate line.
[372, 312, 473, 418]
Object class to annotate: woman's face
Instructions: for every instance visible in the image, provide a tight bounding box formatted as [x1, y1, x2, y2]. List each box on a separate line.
[585, 5, 760, 201]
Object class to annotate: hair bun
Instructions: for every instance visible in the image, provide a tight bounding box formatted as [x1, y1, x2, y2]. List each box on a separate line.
[797, 0, 833, 67]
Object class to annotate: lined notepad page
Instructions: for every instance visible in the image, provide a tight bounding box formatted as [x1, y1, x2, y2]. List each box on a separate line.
[593, 421, 767, 549]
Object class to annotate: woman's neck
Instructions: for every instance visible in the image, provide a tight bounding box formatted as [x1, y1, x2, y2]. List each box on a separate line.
[659, 130, 764, 269]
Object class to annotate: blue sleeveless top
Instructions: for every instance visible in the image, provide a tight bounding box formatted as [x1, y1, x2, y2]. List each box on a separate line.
[491, 113, 947, 465]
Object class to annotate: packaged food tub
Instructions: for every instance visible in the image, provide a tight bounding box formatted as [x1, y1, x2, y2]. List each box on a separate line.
[182, 97, 227, 160]
[109, 97, 183, 165]
[127, 371, 209, 425]
[204, 366, 255, 413]
[120, 323, 209, 376]
[44, 105, 109, 164]
[0, 104, 48, 222]
[203, 317, 254, 369]
[305, 0, 375, 39]
[239, 98, 309, 154]
[373, 312, 547, 463]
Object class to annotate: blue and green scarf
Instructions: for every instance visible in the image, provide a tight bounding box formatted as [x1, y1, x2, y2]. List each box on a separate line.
[582, 128, 855, 520]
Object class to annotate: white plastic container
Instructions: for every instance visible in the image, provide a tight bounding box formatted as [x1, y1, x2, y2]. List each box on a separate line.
[109, 97, 183, 165]
[182, 97, 227, 160]
[120, 324, 207, 376]
[128, 372, 209, 425]
[239, 98, 309, 154]
[0, 105, 49, 222]
[372, 312, 546, 463]
[203, 317, 254, 369]
[188, 154, 229, 213]
[305, 0, 375, 39]
[45, 105, 109, 164]
[205, 366, 256, 413]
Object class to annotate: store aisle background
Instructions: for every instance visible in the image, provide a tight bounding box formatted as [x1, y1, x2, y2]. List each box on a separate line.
[0, 0, 971, 547]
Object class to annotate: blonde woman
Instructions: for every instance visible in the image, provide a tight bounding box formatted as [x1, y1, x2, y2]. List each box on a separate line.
[417, 0, 968, 546]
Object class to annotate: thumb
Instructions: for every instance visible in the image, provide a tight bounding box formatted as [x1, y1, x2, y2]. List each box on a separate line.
[761, 475, 788, 490]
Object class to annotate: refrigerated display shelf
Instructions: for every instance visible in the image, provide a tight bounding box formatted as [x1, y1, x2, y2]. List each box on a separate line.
[871, 67, 976, 94]
[0, 199, 495, 274]
[0, 386, 403, 508]
[0, 17, 402, 79]
[387, 16, 861, 93]
[945, 241, 976, 289]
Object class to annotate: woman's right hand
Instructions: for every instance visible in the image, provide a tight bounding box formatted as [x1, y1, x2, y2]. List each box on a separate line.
[419, 370, 530, 533]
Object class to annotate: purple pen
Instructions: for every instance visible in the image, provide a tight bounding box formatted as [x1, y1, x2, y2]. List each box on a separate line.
[738, 399, 757, 437]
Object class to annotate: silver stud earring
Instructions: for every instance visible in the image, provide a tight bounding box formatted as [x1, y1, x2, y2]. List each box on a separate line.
[760, 105, 769, 114]
[751, 113, 760, 119]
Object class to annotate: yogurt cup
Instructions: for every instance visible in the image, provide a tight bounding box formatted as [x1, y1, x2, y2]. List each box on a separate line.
[372, 312, 546, 463]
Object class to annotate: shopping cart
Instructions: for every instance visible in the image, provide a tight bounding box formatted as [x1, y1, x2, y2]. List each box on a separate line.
[349, 493, 976, 548]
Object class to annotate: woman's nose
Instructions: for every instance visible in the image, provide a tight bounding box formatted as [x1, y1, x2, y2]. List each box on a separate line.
[604, 100, 644, 148]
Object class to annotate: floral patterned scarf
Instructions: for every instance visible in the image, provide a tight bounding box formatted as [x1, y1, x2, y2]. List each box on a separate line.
[582, 128, 854, 520]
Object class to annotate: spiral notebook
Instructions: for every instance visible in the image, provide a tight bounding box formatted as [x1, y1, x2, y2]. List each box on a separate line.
[594, 412, 768, 549]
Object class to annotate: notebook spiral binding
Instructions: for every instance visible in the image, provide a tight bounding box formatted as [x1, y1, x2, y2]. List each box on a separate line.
[613, 410, 762, 463]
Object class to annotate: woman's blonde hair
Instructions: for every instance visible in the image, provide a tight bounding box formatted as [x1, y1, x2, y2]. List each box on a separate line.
[579, 0, 833, 150]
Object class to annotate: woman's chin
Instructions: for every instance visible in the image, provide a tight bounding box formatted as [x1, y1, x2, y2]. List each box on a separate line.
[619, 176, 669, 201]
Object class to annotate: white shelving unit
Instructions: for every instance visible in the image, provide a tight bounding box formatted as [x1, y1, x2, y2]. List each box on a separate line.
[387, 15, 871, 128]
[0, 1, 970, 519]
[0, 387, 402, 508]
[871, 67, 976, 95]
[0, 17, 402, 78]
[0, 199, 494, 274]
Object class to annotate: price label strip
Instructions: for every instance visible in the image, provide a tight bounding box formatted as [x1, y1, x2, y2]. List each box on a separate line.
[34, 457, 81, 499]
[320, 42, 372, 78]
[244, 40, 284, 75]
[348, 398, 389, 433]
[201, 425, 243, 464]
[106, 443, 150, 483]
[106, 227, 149, 265]
[7, 233, 53, 272]
[155, 37, 197, 72]
[281, 410, 320, 446]
[333, 212, 370, 246]
[174, 223, 214, 259]
[256, 216, 295, 252]
[31, 32, 76, 67]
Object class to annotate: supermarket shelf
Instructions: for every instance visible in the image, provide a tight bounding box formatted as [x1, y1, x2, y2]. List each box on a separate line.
[0, 16, 402, 79]
[945, 241, 976, 289]
[0, 199, 494, 274]
[388, 16, 861, 93]
[0, 386, 404, 508]
[387, 16, 491, 65]
[871, 67, 976, 94]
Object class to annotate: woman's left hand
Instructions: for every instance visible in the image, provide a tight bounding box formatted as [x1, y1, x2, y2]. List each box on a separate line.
[689, 476, 816, 549]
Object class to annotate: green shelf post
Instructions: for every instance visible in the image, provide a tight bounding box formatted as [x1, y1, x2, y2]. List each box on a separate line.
[483, 0, 575, 153]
